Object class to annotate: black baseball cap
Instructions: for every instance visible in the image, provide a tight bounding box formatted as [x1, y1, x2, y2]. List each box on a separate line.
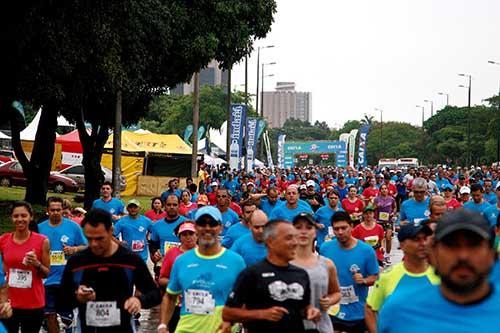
[434, 209, 491, 242]
[397, 222, 433, 242]
[292, 212, 317, 227]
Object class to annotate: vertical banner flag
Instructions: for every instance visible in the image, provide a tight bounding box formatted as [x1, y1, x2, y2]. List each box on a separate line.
[256, 119, 266, 142]
[197, 126, 205, 140]
[348, 129, 358, 168]
[357, 125, 371, 168]
[229, 104, 247, 170]
[205, 126, 212, 155]
[277, 134, 286, 168]
[245, 118, 258, 171]
[183, 125, 193, 143]
[264, 131, 274, 168]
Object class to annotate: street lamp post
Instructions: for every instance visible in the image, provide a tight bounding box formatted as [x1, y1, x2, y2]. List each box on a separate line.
[438, 92, 449, 107]
[416, 105, 425, 127]
[260, 62, 276, 120]
[487, 60, 500, 164]
[255, 45, 274, 117]
[374, 108, 383, 157]
[424, 99, 434, 117]
[459, 73, 472, 166]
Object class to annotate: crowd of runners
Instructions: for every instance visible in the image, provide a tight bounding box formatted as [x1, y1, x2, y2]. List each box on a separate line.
[0, 162, 499, 333]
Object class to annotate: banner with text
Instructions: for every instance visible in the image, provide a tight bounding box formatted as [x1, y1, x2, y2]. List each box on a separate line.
[277, 134, 286, 168]
[245, 117, 258, 171]
[229, 104, 247, 170]
[357, 125, 370, 168]
[348, 129, 358, 168]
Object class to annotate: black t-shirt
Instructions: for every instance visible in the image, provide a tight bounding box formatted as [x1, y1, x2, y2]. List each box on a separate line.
[58, 246, 161, 333]
[226, 259, 311, 333]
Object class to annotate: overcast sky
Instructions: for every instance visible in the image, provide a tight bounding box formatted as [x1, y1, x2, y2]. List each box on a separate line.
[232, 0, 500, 129]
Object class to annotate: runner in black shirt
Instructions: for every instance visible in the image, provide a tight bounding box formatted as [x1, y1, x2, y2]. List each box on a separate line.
[223, 220, 321, 333]
[57, 209, 161, 333]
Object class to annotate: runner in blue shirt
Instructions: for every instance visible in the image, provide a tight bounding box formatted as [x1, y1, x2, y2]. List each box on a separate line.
[221, 200, 256, 248]
[269, 185, 313, 222]
[38, 197, 87, 333]
[483, 179, 498, 204]
[484, 183, 500, 227]
[258, 188, 280, 216]
[399, 177, 430, 225]
[314, 189, 344, 248]
[378, 209, 499, 333]
[463, 183, 491, 216]
[113, 199, 153, 263]
[160, 179, 182, 202]
[231, 210, 268, 266]
[319, 211, 378, 332]
[91, 181, 125, 220]
[214, 188, 240, 236]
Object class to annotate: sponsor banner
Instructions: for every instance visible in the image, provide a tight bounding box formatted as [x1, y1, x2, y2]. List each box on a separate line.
[229, 104, 247, 170]
[357, 125, 371, 168]
[283, 141, 347, 168]
[183, 125, 193, 143]
[245, 118, 258, 171]
[348, 129, 358, 168]
[277, 134, 286, 168]
[256, 119, 266, 141]
[264, 131, 274, 168]
[197, 126, 205, 140]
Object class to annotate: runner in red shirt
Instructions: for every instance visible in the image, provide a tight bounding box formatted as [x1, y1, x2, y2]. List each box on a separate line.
[178, 190, 198, 217]
[0, 201, 50, 333]
[352, 206, 385, 266]
[383, 175, 398, 198]
[342, 185, 365, 225]
[362, 178, 380, 205]
[144, 197, 167, 222]
[442, 184, 462, 210]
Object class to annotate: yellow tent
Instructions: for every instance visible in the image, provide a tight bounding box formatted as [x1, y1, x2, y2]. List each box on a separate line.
[102, 131, 195, 195]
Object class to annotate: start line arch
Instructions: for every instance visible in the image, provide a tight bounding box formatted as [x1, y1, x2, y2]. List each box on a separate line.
[284, 141, 347, 168]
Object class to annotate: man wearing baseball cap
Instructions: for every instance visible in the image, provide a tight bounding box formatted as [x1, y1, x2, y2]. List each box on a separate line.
[305, 179, 324, 212]
[113, 199, 153, 264]
[365, 222, 438, 332]
[158, 206, 245, 333]
[378, 209, 499, 332]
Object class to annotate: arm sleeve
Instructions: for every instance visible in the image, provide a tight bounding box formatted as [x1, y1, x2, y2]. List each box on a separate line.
[224, 268, 254, 308]
[133, 256, 161, 309]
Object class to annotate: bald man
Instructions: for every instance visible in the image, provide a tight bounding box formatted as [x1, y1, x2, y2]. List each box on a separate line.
[231, 210, 269, 266]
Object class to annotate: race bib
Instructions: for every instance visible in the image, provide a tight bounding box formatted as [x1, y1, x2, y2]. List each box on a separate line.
[131, 240, 145, 252]
[328, 226, 334, 237]
[340, 285, 359, 305]
[8, 269, 32, 289]
[86, 301, 121, 327]
[364, 235, 379, 247]
[50, 251, 67, 266]
[379, 212, 390, 221]
[185, 289, 215, 315]
[163, 241, 180, 254]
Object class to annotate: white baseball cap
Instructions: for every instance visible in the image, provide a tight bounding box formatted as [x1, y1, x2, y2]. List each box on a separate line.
[459, 186, 471, 194]
[306, 180, 316, 187]
[299, 184, 307, 190]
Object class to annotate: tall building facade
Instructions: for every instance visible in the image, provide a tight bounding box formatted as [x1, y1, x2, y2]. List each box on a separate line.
[171, 60, 228, 95]
[262, 82, 312, 128]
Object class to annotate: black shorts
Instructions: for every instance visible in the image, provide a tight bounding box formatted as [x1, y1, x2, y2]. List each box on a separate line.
[330, 316, 366, 333]
[377, 221, 393, 231]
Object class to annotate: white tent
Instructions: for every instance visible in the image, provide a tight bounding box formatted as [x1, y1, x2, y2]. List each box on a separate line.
[203, 154, 226, 166]
[20, 109, 74, 140]
[0, 131, 10, 139]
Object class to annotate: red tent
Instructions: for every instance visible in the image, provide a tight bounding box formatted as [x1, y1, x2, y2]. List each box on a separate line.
[56, 130, 83, 168]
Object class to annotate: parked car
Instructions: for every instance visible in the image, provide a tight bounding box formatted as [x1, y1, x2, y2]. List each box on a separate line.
[0, 150, 15, 163]
[54, 164, 126, 191]
[0, 161, 79, 193]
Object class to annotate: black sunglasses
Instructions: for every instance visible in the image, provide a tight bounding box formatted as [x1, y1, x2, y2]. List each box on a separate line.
[195, 216, 220, 227]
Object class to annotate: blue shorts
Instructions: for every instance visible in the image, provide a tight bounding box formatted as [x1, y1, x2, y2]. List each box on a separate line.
[44, 284, 72, 321]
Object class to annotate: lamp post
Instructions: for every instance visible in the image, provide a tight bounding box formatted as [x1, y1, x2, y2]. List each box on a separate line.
[255, 45, 275, 116]
[458, 73, 472, 166]
[416, 105, 425, 127]
[260, 62, 276, 120]
[438, 92, 449, 107]
[424, 99, 434, 117]
[374, 108, 383, 157]
[487, 60, 500, 164]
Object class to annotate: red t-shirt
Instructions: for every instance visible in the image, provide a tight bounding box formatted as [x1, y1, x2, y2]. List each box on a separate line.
[445, 198, 462, 210]
[386, 183, 397, 197]
[160, 246, 184, 279]
[352, 223, 385, 261]
[207, 192, 217, 206]
[341, 198, 365, 216]
[362, 187, 380, 202]
[229, 202, 243, 217]
[179, 202, 198, 217]
[144, 210, 167, 222]
[0, 232, 46, 309]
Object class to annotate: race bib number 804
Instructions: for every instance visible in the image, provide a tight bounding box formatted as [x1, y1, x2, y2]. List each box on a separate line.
[86, 301, 121, 327]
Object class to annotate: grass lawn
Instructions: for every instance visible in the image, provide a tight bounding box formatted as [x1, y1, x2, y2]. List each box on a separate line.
[0, 186, 155, 234]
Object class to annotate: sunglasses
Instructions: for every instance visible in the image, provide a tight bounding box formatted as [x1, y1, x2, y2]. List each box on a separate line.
[195, 217, 220, 227]
[413, 190, 426, 194]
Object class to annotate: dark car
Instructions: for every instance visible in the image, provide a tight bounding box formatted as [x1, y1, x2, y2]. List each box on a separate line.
[0, 161, 79, 193]
[54, 164, 126, 191]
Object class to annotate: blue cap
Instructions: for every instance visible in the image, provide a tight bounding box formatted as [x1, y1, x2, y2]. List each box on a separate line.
[194, 206, 222, 224]
[397, 222, 433, 242]
[442, 183, 454, 191]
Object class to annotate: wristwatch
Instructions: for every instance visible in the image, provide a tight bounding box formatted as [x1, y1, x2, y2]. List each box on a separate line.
[157, 323, 167, 331]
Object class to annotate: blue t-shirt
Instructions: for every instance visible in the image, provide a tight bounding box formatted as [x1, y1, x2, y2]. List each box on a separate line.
[224, 180, 238, 194]
[399, 197, 430, 225]
[319, 239, 379, 321]
[113, 215, 153, 262]
[335, 186, 349, 200]
[259, 198, 279, 217]
[435, 177, 452, 191]
[167, 248, 245, 331]
[483, 192, 498, 205]
[483, 204, 500, 228]
[221, 223, 250, 248]
[220, 209, 240, 236]
[161, 189, 182, 202]
[490, 261, 500, 286]
[346, 177, 358, 186]
[378, 283, 500, 333]
[230, 233, 268, 267]
[91, 198, 125, 216]
[151, 215, 187, 255]
[463, 200, 491, 216]
[269, 203, 314, 222]
[38, 218, 88, 286]
[314, 205, 344, 248]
